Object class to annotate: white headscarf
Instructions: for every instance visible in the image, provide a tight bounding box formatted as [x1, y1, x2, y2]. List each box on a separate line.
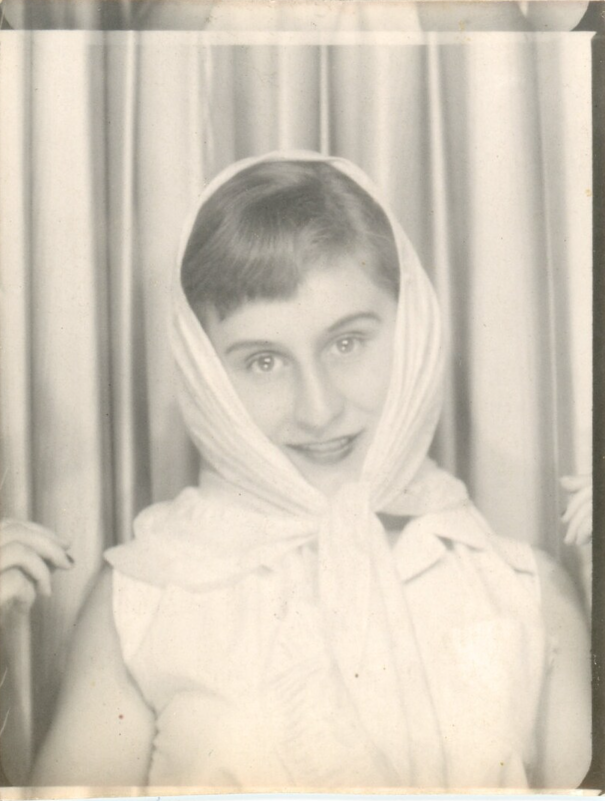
[109, 151, 469, 787]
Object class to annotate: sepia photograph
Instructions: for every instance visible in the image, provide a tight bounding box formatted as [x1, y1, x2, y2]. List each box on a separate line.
[0, 0, 601, 795]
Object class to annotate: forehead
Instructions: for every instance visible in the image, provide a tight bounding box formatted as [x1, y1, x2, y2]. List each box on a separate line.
[205, 261, 397, 345]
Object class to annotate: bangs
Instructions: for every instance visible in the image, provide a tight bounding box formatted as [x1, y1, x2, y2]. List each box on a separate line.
[181, 160, 400, 320]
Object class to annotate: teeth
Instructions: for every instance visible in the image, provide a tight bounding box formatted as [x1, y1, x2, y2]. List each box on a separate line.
[287, 434, 360, 466]
[295, 436, 352, 454]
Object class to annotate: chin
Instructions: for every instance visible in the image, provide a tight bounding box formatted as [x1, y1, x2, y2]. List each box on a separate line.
[299, 465, 358, 497]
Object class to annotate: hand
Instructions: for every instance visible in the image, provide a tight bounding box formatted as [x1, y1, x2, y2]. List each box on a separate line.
[0, 520, 74, 616]
[560, 474, 592, 547]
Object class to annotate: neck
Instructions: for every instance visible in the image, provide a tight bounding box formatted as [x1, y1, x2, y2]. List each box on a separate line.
[378, 512, 411, 548]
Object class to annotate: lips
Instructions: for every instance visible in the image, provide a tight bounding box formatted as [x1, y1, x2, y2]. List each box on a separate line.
[287, 432, 362, 465]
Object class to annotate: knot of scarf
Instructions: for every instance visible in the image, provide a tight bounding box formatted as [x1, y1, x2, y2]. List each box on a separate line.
[317, 482, 446, 786]
[108, 477, 451, 784]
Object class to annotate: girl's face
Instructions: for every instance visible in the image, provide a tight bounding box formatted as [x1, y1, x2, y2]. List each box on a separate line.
[204, 260, 398, 496]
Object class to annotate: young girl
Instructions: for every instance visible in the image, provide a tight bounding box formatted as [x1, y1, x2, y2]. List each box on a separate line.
[23, 151, 590, 789]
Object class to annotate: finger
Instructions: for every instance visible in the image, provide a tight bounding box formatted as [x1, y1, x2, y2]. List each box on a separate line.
[578, 520, 592, 546]
[0, 527, 72, 569]
[0, 520, 70, 549]
[564, 505, 593, 546]
[560, 474, 591, 492]
[0, 543, 53, 596]
[562, 485, 592, 523]
[574, 518, 593, 547]
[564, 520, 591, 547]
[570, 502, 592, 537]
[0, 519, 70, 547]
[0, 569, 38, 611]
[561, 484, 592, 522]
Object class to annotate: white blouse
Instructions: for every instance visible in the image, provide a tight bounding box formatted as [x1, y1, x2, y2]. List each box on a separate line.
[109, 505, 549, 790]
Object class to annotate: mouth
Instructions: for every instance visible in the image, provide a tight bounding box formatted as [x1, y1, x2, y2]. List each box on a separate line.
[286, 432, 363, 465]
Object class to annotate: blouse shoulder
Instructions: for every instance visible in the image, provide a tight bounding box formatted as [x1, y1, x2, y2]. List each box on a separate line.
[392, 501, 539, 590]
[414, 502, 538, 568]
[111, 569, 163, 664]
[465, 504, 541, 579]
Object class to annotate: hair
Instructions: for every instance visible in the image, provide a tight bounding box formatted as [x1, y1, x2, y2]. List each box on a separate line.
[181, 160, 400, 320]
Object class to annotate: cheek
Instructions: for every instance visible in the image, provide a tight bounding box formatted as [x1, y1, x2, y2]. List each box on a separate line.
[338, 338, 394, 415]
[228, 375, 295, 439]
[354, 365, 391, 413]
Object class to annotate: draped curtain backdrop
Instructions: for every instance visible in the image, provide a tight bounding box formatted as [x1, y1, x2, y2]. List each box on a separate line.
[0, 31, 593, 783]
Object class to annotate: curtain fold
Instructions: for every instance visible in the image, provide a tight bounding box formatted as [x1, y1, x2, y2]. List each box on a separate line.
[28, 32, 112, 757]
[461, 39, 554, 548]
[0, 31, 593, 782]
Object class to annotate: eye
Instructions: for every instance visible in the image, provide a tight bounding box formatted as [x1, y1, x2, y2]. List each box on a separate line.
[329, 335, 364, 358]
[247, 353, 286, 375]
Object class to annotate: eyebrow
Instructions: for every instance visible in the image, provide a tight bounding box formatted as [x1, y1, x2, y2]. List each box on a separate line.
[225, 339, 275, 356]
[224, 312, 383, 356]
[327, 311, 382, 332]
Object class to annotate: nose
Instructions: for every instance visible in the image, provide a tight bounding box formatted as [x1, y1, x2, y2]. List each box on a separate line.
[294, 363, 345, 433]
